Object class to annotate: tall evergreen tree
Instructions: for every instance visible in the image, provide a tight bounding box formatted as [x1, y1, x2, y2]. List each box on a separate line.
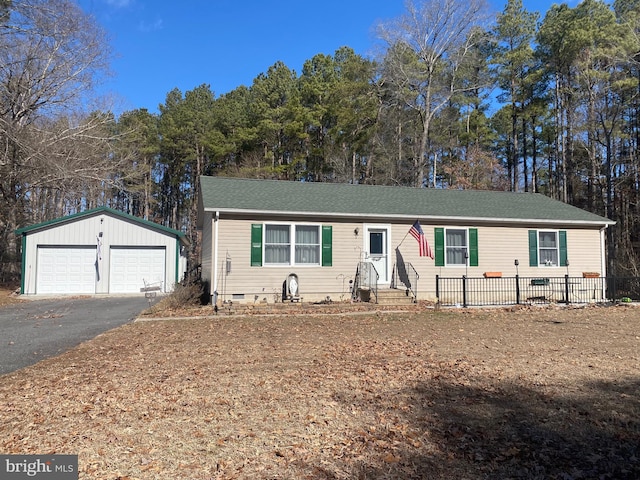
[327, 47, 378, 184]
[492, 0, 539, 192]
[298, 53, 341, 181]
[248, 61, 301, 179]
[115, 109, 161, 220]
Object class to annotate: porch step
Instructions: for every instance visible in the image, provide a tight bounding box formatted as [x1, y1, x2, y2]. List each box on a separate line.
[371, 288, 416, 305]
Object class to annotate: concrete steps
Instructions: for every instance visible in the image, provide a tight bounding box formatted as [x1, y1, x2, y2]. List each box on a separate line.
[371, 287, 416, 305]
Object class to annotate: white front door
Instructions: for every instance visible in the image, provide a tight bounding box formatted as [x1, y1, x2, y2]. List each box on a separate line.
[365, 225, 390, 284]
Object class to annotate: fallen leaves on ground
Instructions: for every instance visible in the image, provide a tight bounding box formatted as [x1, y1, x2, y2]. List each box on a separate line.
[1, 304, 639, 479]
[0, 285, 21, 307]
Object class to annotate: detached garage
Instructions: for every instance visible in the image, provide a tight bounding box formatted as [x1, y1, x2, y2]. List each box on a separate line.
[16, 207, 188, 296]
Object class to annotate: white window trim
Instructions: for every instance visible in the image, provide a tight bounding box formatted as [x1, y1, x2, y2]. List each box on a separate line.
[444, 227, 469, 267]
[263, 222, 322, 267]
[538, 229, 560, 267]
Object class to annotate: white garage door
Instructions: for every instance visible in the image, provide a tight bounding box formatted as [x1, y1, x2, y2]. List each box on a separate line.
[109, 247, 166, 293]
[37, 246, 97, 294]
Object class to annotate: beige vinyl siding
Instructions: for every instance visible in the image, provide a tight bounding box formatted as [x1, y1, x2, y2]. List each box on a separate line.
[207, 217, 606, 304]
[213, 219, 363, 303]
[394, 225, 604, 302]
[214, 219, 439, 302]
[428, 225, 602, 276]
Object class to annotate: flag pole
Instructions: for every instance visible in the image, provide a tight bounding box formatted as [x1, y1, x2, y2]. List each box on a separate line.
[397, 220, 418, 249]
[397, 221, 415, 248]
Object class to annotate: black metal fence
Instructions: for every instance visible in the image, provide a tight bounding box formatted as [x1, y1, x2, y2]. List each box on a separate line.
[435, 275, 640, 307]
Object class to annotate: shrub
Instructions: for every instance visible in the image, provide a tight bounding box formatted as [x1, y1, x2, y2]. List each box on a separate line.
[152, 281, 204, 312]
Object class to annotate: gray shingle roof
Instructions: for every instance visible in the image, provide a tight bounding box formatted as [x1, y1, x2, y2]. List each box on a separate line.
[199, 176, 613, 226]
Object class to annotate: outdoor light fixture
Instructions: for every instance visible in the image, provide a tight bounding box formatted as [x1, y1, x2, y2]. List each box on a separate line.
[464, 250, 469, 277]
[514, 259, 519, 276]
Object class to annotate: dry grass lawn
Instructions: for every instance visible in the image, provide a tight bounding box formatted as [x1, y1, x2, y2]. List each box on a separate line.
[0, 285, 21, 307]
[1, 303, 639, 479]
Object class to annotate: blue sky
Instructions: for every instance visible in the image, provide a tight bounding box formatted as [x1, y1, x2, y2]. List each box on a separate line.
[78, 0, 559, 115]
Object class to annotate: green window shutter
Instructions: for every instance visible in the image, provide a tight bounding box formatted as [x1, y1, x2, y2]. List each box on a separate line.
[322, 225, 332, 267]
[468, 228, 478, 267]
[250, 224, 262, 266]
[528, 230, 538, 266]
[434, 228, 445, 266]
[559, 230, 568, 266]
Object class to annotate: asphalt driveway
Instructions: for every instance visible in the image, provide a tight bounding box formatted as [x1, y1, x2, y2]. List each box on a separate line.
[0, 296, 156, 375]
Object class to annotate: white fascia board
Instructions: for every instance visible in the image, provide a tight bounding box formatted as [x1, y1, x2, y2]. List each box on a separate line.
[202, 207, 615, 228]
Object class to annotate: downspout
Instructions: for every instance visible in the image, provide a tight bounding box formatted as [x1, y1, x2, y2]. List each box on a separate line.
[212, 211, 220, 306]
[600, 226, 607, 300]
[600, 226, 607, 277]
[174, 239, 180, 287]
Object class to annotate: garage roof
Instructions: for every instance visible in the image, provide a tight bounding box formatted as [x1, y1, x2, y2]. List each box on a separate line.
[16, 207, 188, 244]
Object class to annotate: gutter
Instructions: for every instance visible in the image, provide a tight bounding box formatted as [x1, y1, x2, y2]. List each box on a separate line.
[202, 207, 615, 228]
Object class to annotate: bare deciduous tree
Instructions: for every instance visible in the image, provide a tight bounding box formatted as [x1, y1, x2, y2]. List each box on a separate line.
[0, 0, 113, 282]
[377, 0, 491, 187]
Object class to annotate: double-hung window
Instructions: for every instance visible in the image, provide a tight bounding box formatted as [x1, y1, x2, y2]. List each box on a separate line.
[529, 230, 567, 267]
[265, 225, 291, 264]
[538, 231, 558, 266]
[295, 225, 320, 264]
[434, 227, 478, 267]
[252, 223, 329, 266]
[446, 229, 468, 266]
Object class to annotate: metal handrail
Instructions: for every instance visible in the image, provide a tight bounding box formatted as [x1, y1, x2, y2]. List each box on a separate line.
[352, 261, 379, 303]
[406, 262, 419, 302]
[392, 261, 419, 302]
[392, 262, 420, 302]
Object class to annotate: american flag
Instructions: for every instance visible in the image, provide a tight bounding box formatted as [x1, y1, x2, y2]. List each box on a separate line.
[409, 220, 433, 259]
